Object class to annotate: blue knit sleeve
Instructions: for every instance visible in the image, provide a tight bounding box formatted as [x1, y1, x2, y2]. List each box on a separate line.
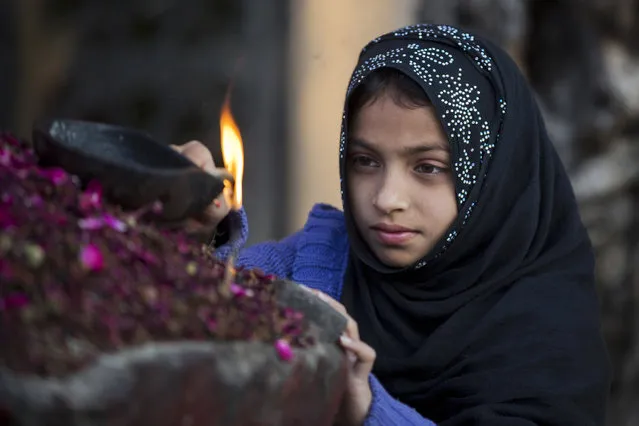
[364, 375, 437, 426]
[214, 207, 299, 280]
[233, 233, 300, 279]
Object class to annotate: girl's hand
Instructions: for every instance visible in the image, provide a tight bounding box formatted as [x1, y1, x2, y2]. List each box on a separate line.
[309, 289, 376, 426]
[170, 141, 231, 233]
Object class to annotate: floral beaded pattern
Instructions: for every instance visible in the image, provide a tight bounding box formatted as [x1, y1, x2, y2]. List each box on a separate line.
[370, 24, 493, 72]
[340, 24, 507, 269]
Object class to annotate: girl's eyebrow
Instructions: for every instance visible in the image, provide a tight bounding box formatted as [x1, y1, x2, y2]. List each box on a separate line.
[348, 138, 378, 152]
[348, 137, 450, 155]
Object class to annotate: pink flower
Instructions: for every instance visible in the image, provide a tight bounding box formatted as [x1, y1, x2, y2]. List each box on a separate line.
[2, 133, 20, 147]
[283, 324, 301, 335]
[0, 148, 11, 167]
[0, 209, 15, 229]
[138, 250, 159, 265]
[53, 214, 68, 225]
[0, 260, 12, 279]
[26, 195, 42, 207]
[79, 243, 104, 271]
[230, 283, 254, 298]
[79, 180, 103, 212]
[206, 318, 217, 331]
[104, 214, 127, 232]
[230, 283, 245, 296]
[0, 293, 29, 311]
[78, 217, 104, 230]
[177, 239, 191, 254]
[283, 307, 304, 320]
[86, 179, 103, 195]
[274, 339, 294, 362]
[41, 167, 68, 186]
[156, 303, 170, 319]
[1, 193, 13, 205]
[78, 214, 127, 232]
[151, 201, 164, 214]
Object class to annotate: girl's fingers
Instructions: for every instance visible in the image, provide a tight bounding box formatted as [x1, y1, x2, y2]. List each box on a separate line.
[172, 140, 217, 173]
[171, 141, 231, 229]
[198, 191, 231, 225]
[340, 334, 376, 377]
[299, 287, 377, 377]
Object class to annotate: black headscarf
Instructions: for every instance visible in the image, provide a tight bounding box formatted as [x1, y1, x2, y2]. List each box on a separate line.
[340, 24, 610, 425]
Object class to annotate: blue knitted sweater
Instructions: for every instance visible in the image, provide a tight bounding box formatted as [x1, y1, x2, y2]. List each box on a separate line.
[216, 203, 436, 426]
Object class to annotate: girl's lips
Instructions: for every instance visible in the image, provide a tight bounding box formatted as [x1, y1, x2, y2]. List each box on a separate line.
[372, 228, 418, 245]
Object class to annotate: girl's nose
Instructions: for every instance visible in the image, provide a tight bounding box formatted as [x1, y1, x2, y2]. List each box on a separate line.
[373, 172, 409, 214]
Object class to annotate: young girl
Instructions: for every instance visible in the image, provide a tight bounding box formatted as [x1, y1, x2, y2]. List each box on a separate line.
[174, 24, 610, 426]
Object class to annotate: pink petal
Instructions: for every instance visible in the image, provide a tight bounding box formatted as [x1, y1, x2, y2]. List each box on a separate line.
[138, 250, 159, 265]
[230, 283, 254, 298]
[79, 243, 104, 271]
[177, 240, 191, 254]
[104, 214, 127, 232]
[79, 180, 103, 211]
[156, 303, 169, 319]
[151, 201, 164, 214]
[206, 318, 217, 331]
[78, 217, 105, 230]
[0, 293, 29, 311]
[79, 195, 98, 212]
[2, 134, 20, 147]
[41, 167, 68, 186]
[274, 339, 294, 362]
[0, 260, 13, 279]
[283, 307, 304, 320]
[53, 214, 68, 225]
[0, 149, 11, 167]
[0, 209, 15, 229]
[86, 179, 103, 196]
[230, 283, 244, 295]
[1, 193, 13, 205]
[26, 195, 42, 207]
[283, 324, 301, 335]
[78, 215, 127, 232]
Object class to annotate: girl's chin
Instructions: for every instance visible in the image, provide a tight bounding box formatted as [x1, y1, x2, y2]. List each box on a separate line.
[373, 248, 424, 269]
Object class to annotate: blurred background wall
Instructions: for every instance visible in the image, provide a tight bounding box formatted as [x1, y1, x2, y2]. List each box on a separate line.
[0, 1, 637, 424]
[288, 0, 417, 227]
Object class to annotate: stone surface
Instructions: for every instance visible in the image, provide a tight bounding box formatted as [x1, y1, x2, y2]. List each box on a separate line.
[0, 341, 348, 426]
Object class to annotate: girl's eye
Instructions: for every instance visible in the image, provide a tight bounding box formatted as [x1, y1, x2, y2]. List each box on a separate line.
[352, 155, 379, 168]
[415, 163, 446, 175]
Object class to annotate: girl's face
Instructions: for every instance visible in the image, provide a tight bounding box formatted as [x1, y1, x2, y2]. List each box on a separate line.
[347, 92, 458, 268]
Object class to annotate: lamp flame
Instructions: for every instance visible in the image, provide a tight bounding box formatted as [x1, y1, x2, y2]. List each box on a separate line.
[219, 97, 244, 209]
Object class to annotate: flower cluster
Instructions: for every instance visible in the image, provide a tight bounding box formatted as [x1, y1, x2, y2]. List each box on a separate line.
[0, 133, 311, 377]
